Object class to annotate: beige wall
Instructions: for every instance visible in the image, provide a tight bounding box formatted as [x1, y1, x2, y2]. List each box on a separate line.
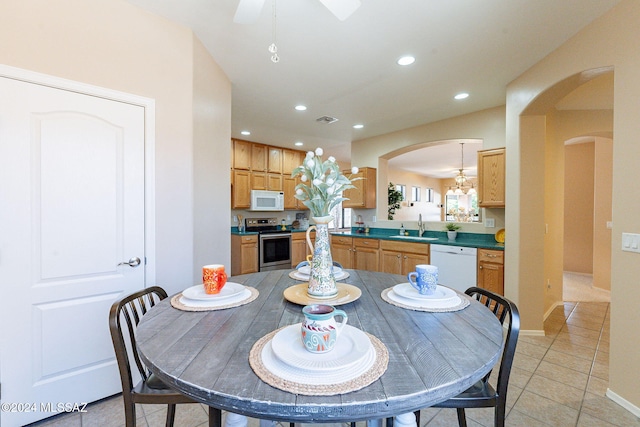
[0, 0, 232, 294]
[507, 0, 640, 409]
[387, 169, 444, 222]
[351, 106, 506, 234]
[593, 137, 613, 291]
[564, 142, 595, 274]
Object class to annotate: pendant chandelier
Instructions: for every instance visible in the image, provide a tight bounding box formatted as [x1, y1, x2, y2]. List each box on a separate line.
[446, 142, 476, 196]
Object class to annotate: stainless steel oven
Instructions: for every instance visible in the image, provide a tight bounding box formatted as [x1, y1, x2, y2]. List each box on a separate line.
[259, 232, 292, 271]
[245, 217, 292, 271]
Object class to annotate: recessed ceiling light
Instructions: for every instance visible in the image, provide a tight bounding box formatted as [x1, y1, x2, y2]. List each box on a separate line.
[454, 92, 469, 100]
[397, 56, 415, 66]
[295, 105, 307, 111]
[294, 141, 304, 146]
[353, 124, 364, 129]
[241, 130, 251, 135]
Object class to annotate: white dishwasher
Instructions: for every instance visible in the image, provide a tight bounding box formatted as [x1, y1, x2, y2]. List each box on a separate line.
[430, 244, 477, 293]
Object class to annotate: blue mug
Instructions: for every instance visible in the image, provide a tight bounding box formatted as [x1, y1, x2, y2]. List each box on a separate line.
[407, 264, 438, 295]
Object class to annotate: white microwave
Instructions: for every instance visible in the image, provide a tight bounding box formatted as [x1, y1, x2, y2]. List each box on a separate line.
[250, 190, 285, 211]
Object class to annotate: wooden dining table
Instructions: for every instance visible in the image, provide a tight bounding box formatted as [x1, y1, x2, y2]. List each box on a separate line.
[135, 269, 503, 425]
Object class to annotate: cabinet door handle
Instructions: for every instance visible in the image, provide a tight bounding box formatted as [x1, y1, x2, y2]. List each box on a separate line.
[396, 254, 401, 259]
[403, 256, 407, 259]
[479, 265, 483, 269]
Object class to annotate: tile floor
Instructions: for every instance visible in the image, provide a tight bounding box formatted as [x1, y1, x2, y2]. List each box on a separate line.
[29, 301, 639, 427]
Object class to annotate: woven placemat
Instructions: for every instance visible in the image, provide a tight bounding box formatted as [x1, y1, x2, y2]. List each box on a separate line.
[170, 287, 259, 312]
[249, 327, 388, 396]
[381, 288, 470, 312]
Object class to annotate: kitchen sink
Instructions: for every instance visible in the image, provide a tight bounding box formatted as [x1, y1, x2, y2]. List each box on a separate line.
[391, 235, 439, 241]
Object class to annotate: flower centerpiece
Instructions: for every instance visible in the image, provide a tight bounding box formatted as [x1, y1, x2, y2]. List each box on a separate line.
[291, 148, 359, 298]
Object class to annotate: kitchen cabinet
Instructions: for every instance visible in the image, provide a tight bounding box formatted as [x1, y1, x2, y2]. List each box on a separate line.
[283, 149, 302, 175]
[330, 236, 379, 270]
[268, 147, 282, 174]
[379, 240, 430, 275]
[477, 248, 504, 295]
[231, 234, 258, 276]
[251, 143, 267, 172]
[291, 231, 315, 267]
[477, 148, 505, 208]
[233, 139, 252, 170]
[343, 167, 377, 209]
[232, 169, 251, 209]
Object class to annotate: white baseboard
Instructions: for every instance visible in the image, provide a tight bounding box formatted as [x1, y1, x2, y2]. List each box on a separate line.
[544, 301, 564, 321]
[606, 388, 640, 418]
[520, 329, 546, 336]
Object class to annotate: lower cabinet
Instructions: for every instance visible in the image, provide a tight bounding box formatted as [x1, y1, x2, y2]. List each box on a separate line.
[379, 240, 430, 275]
[330, 236, 380, 270]
[477, 248, 504, 295]
[231, 234, 258, 276]
[291, 231, 314, 268]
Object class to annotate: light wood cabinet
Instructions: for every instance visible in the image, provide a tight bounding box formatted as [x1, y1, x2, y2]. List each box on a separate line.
[477, 248, 504, 295]
[267, 173, 283, 191]
[291, 231, 314, 267]
[251, 143, 267, 172]
[330, 236, 380, 270]
[233, 139, 252, 170]
[477, 148, 505, 208]
[268, 147, 282, 174]
[231, 234, 258, 276]
[283, 149, 302, 175]
[343, 167, 377, 209]
[232, 169, 251, 209]
[379, 240, 430, 275]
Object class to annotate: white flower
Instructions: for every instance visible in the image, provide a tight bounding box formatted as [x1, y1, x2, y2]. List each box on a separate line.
[306, 151, 314, 159]
[328, 156, 336, 163]
[326, 178, 335, 186]
[300, 175, 308, 182]
[351, 166, 359, 174]
[306, 159, 314, 168]
[327, 187, 334, 195]
[312, 178, 322, 186]
[315, 147, 323, 156]
[296, 188, 303, 196]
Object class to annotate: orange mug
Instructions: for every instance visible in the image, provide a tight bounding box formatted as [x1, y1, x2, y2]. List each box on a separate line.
[203, 264, 227, 294]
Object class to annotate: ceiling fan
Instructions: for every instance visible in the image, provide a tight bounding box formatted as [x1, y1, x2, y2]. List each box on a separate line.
[233, 0, 362, 24]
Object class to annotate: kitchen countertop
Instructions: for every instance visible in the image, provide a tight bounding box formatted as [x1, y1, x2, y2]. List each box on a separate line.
[231, 227, 504, 250]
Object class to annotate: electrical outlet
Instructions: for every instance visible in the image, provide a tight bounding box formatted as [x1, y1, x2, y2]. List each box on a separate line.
[485, 218, 495, 228]
[372, 216, 377, 222]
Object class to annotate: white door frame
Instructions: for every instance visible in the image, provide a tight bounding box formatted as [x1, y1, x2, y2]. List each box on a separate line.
[0, 63, 156, 289]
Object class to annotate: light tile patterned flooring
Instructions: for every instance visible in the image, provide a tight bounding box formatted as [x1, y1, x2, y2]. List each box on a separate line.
[29, 301, 639, 427]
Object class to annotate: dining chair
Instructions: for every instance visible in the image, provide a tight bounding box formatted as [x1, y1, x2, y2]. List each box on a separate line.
[109, 286, 220, 427]
[416, 286, 520, 427]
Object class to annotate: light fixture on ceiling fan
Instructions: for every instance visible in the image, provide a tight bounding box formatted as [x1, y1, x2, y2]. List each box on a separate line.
[446, 142, 476, 196]
[234, 0, 362, 24]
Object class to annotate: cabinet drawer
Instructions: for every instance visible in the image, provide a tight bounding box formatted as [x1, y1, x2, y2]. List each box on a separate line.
[331, 235, 353, 246]
[380, 239, 429, 255]
[239, 234, 258, 244]
[478, 249, 504, 264]
[354, 238, 379, 249]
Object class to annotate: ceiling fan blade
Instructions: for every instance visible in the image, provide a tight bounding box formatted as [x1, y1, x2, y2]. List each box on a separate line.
[318, 0, 361, 21]
[233, 0, 266, 24]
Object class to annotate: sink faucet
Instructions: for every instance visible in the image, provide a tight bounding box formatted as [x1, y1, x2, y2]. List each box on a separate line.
[418, 214, 425, 237]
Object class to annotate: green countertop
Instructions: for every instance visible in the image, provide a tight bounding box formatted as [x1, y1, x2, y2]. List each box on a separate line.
[231, 227, 504, 250]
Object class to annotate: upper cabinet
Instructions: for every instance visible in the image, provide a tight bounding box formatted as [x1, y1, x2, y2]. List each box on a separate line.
[343, 167, 377, 209]
[233, 139, 252, 170]
[251, 143, 267, 172]
[477, 148, 505, 208]
[282, 149, 302, 175]
[268, 147, 282, 174]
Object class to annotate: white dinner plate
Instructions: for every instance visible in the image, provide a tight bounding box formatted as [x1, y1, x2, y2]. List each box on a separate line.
[182, 282, 245, 301]
[179, 288, 252, 308]
[289, 270, 349, 281]
[261, 337, 376, 385]
[271, 324, 371, 372]
[298, 265, 343, 276]
[393, 283, 457, 302]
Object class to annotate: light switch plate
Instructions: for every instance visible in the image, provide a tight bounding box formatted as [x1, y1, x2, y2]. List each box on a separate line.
[485, 218, 495, 228]
[622, 233, 640, 253]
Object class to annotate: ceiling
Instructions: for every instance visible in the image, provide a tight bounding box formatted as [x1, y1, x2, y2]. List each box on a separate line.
[125, 0, 619, 168]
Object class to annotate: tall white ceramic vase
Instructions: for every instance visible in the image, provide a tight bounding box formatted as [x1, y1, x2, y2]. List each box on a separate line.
[306, 215, 338, 298]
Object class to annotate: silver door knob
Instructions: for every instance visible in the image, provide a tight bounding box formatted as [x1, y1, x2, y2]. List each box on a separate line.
[118, 257, 141, 267]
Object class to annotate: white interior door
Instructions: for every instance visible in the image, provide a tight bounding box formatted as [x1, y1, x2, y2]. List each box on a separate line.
[0, 75, 146, 426]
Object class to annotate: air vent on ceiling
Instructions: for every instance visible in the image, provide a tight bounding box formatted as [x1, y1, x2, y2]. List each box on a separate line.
[316, 115, 339, 124]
